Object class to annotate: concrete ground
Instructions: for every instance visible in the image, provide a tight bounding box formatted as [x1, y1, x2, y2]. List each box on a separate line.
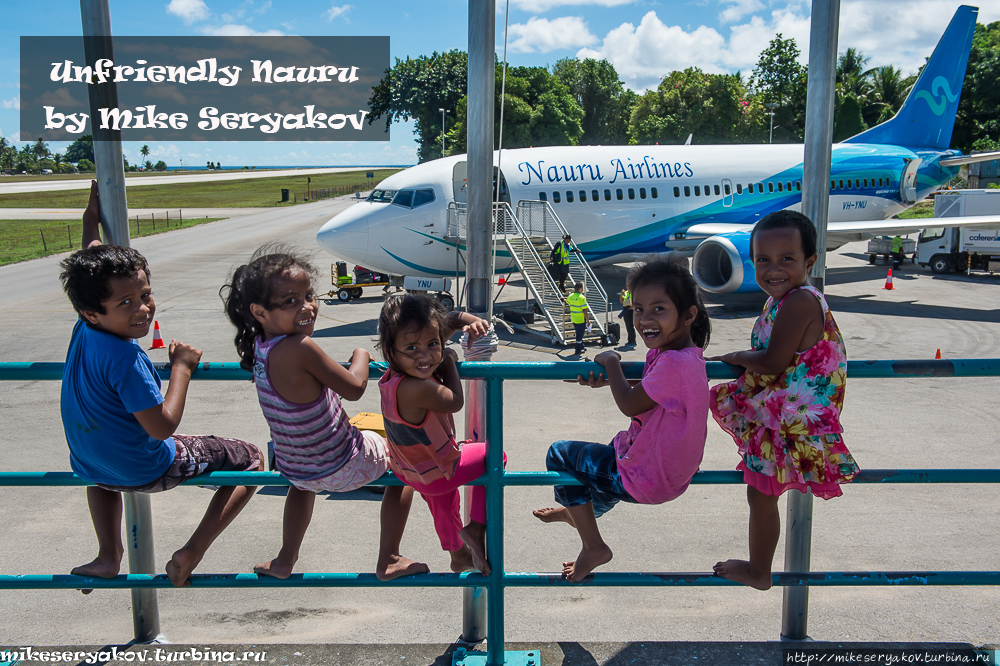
[0, 196, 998, 654]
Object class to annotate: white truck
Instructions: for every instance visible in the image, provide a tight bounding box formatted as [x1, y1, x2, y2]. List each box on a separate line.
[917, 190, 1000, 274]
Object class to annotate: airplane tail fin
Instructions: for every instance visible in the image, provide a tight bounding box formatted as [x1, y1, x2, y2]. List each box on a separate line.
[844, 5, 978, 149]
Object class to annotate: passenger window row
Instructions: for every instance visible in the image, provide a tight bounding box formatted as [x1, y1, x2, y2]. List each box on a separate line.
[536, 175, 893, 204]
[538, 187, 660, 204]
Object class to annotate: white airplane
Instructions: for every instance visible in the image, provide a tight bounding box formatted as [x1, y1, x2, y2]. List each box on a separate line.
[318, 5, 1000, 294]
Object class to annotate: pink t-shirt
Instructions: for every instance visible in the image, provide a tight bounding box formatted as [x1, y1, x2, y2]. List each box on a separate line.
[613, 346, 709, 504]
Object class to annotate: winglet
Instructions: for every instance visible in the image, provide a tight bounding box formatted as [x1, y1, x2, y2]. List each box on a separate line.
[844, 5, 978, 149]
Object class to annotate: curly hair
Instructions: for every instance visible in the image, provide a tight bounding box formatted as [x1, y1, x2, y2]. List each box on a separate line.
[59, 245, 151, 316]
[627, 254, 711, 349]
[220, 245, 316, 372]
[376, 293, 450, 373]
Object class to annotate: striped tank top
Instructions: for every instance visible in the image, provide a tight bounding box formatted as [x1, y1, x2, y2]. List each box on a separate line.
[378, 369, 462, 485]
[253, 335, 364, 482]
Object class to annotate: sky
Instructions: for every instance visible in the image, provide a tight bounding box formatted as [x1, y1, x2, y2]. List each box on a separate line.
[1, 0, 997, 167]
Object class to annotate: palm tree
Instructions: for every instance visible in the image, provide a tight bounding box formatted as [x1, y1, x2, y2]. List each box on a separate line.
[53, 153, 63, 173]
[868, 65, 913, 124]
[32, 138, 50, 160]
[140, 144, 150, 168]
[144, 160, 153, 171]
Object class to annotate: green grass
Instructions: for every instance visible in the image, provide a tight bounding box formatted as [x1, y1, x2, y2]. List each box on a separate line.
[0, 216, 223, 266]
[0, 168, 403, 209]
[896, 201, 935, 219]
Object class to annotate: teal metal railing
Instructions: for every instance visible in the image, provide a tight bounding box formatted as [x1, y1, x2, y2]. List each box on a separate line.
[2, 359, 999, 666]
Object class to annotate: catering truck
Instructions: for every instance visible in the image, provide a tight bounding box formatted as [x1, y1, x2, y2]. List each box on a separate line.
[917, 190, 1000, 274]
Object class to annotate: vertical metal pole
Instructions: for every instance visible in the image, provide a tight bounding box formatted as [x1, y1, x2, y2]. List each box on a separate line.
[81, 0, 160, 644]
[783, 0, 839, 641]
[466, 0, 496, 655]
[485, 377, 505, 666]
[461, 379, 487, 643]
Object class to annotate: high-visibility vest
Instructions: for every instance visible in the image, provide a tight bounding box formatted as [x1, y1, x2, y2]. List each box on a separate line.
[891, 236, 904, 253]
[554, 242, 570, 266]
[566, 292, 588, 324]
[621, 289, 632, 307]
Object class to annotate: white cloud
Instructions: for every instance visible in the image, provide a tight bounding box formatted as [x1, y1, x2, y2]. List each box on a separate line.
[2, 95, 20, 110]
[509, 0, 634, 10]
[166, 0, 210, 24]
[720, 0, 765, 23]
[200, 23, 284, 35]
[577, 6, 813, 91]
[324, 4, 353, 21]
[508, 16, 597, 53]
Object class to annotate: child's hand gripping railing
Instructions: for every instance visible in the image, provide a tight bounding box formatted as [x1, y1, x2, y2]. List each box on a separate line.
[2, 359, 1000, 666]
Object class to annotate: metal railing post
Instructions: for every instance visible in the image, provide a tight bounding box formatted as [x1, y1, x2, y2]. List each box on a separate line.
[485, 377, 505, 666]
[461, 370, 487, 643]
[784, 0, 840, 640]
[81, 0, 161, 642]
[123, 493, 161, 641]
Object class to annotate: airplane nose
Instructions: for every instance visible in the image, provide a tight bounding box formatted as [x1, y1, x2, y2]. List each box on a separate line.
[317, 214, 369, 264]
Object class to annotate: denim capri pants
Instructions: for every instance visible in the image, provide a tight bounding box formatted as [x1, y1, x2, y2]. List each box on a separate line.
[546, 439, 638, 518]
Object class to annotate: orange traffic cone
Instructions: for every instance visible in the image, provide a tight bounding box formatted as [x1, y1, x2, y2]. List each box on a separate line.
[935, 349, 942, 359]
[883, 269, 894, 290]
[149, 321, 165, 349]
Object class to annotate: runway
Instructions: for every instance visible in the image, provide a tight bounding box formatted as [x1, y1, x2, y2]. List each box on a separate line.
[0, 166, 394, 194]
[0, 198, 997, 647]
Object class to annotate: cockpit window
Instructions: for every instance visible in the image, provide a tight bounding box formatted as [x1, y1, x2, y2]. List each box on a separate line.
[366, 189, 396, 203]
[412, 189, 435, 207]
[392, 190, 414, 208]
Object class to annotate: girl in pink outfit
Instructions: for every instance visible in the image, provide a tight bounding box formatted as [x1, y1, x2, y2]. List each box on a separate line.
[534, 257, 711, 582]
[376, 294, 500, 575]
[710, 211, 859, 590]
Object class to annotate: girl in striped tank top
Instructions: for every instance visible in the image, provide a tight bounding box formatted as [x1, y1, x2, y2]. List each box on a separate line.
[376, 294, 499, 575]
[223, 249, 429, 581]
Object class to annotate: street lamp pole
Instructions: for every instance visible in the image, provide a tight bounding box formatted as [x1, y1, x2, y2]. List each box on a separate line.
[766, 103, 778, 144]
[438, 108, 449, 156]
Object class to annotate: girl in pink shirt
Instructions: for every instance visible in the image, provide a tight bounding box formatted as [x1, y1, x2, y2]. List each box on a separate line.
[534, 257, 710, 582]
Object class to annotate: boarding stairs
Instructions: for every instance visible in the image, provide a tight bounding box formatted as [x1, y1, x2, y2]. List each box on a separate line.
[446, 200, 611, 347]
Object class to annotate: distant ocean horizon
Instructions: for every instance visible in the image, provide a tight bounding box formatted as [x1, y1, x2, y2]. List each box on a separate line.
[164, 165, 413, 171]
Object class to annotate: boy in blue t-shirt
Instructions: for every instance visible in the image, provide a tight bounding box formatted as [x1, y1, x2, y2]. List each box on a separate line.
[59, 183, 263, 588]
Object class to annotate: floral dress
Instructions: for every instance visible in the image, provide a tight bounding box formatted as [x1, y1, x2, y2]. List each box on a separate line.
[710, 285, 859, 499]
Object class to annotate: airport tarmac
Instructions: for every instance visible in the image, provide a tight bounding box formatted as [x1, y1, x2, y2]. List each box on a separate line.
[0, 196, 998, 650]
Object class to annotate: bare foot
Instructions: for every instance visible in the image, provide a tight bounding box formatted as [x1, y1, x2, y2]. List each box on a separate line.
[376, 554, 430, 581]
[165, 547, 201, 588]
[253, 557, 295, 580]
[449, 545, 475, 573]
[562, 543, 613, 583]
[72, 554, 122, 594]
[532, 507, 576, 527]
[713, 559, 773, 590]
[459, 522, 490, 576]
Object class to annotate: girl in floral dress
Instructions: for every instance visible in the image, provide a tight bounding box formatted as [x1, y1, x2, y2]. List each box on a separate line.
[710, 211, 859, 590]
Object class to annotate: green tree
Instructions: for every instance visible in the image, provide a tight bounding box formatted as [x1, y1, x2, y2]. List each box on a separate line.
[368, 50, 469, 162]
[53, 153, 64, 173]
[628, 67, 765, 145]
[64, 135, 94, 163]
[144, 160, 153, 171]
[866, 65, 912, 125]
[750, 34, 809, 142]
[31, 138, 50, 160]
[77, 158, 95, 172]
[552, 58, 637, 145]
[832, 94, 866, 142]
[444, 64, 584, 154]
[154, 160, 167, 171]
[953, 21, 1000, 152]
[139, 144, 150, 166]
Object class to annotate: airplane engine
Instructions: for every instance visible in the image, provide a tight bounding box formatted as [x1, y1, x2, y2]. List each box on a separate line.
[691, 231, 758, 294]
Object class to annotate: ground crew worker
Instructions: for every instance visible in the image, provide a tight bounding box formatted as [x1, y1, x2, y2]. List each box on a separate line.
[550, 234, 576, 291]
[891, 234, 905, 269]
[618, 286, 636, 347]
[566, 281, 589, 355]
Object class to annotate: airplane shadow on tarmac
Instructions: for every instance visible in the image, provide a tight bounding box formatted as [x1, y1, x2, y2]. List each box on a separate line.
[313, 318, 379, 338]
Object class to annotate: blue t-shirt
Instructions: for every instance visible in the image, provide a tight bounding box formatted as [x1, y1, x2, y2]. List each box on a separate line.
[61, 319, 176, 486]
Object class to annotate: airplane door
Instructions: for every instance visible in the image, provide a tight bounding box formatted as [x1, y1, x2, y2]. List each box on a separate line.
[453, 161, 468, 204]
[721, 179, 734, 207]
[493, 167, 511, 204]
[900, 158, 922, 204]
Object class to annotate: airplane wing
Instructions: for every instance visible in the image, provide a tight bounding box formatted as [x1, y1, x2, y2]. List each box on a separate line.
[826, 214, 1000, 242]
[938, 151, 1000, 167]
